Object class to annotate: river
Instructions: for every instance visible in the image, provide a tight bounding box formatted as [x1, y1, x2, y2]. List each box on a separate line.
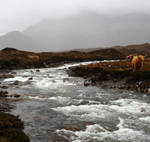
[3, 61, 150, 142]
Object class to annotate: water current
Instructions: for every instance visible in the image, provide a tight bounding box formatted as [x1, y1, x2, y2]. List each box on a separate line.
[3, 61, 150, 142]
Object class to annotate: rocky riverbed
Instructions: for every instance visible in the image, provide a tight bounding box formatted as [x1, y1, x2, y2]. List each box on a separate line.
[0, 71, 30, 142]
[0, 61, 150, 142]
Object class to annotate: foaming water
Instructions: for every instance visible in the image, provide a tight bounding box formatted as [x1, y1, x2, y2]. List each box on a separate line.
[56, 117, 150, 142]
[53, 104, 115, 121]
[139, 117, 150, 123]
[34, 77, 76, 90]
[28, 96, 72, 105]
[4, 76, 29, 82]
[8, 61, 150, 142]
[110, 99, 150, 114]
[56, 123, 150, 142]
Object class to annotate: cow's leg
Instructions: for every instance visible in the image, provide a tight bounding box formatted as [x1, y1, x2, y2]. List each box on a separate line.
[133, 63, 137, 71]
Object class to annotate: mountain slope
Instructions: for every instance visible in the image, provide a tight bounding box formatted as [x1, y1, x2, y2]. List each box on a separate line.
[0, 11, 150, 51]
[24, 12, 150, 51]
[0, 31, 39, 52]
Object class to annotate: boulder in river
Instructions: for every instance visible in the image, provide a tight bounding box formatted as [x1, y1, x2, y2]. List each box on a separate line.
[0, 91, 8, 97]
[10, 94, 20, 98]
[0, 112, 30, 142]
[84, 78, 92, 86]
[28, 77, 33, 80]
[0, 86, 9, 89]
[0, 73, 14, 79]
[13, 80, 20, 85]
[51, 134, 69, 142]
[36, 69, 40, 72]
[63, 78, 69, 82]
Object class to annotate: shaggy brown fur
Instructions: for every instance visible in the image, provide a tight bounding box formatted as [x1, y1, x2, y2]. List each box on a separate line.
[28, 55, 39, 61]
[126, 54, 144, 71]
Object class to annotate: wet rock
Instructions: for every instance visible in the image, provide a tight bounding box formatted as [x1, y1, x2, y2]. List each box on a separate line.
[36, 69, 40, 72]
[23, 80, 31, 85]
[136, 81, 150, 93]
[0, 98, 12, 112]
[84, 79, 92, 86]
[90, 76, 98, 85]
[110, 85, 116, 89]
[52, 80, 56, 83]
[106, 74, 112, 80]
[61, 121, 93, 132]
[63, 78, 69, 82]
[141, 108, 146, 112]
[101, 84, 109, 89]
[147, 88, 150, 94]
[0, 74, 14, 79]
[28, 77, 33, 80]
[32, 117, 40, 121]
[113, 79, 118, 82]
[118, 85, 126, 89]
[121, 96, 129, 99]
[11, 71, 16, 74]
[0, 91, 8, 97]
[51, 134, 69, 142]
[63, 125, 82, 131]
[10, 94, 20, 98]
[10, 80, 31, 86]
[79, 100, 89, 105]
[126, 85, 130, 90]
[82, 121, 94, 129]
[96, 82, 102, 87]
[0, 86, 9, 89]
[13, 80, 20, 85]
[104, 126, 118, 132]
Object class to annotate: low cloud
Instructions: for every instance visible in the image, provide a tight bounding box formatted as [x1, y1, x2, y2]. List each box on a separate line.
[0, 0, 150, 33]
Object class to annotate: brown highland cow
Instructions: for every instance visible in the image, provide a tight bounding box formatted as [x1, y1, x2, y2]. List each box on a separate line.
[126, 54, 144, 71]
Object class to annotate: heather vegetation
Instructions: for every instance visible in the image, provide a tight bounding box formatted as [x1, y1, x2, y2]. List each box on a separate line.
[68, 59, 150, 93]
[0, 112, 29, 142]
[0, 43, 150, 69]
[0, 43, 150, 141]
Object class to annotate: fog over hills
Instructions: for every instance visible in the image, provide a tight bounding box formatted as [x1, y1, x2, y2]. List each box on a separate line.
[0, 31, 39, 52]
[0, 11, 150, 52]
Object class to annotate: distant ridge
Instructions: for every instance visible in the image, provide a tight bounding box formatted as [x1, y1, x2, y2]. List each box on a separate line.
[0, 11, 150, 51]
[0, 42, 150, 69]
[0, 31, 39, 52]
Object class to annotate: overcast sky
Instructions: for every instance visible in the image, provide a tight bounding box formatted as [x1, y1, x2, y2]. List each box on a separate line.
[0, 0, 150, 34]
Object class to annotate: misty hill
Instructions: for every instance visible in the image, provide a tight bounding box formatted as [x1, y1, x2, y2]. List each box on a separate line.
[0, 31, 39, 52]
[0, 11, 150, 51]
[23, 12, 150, 51]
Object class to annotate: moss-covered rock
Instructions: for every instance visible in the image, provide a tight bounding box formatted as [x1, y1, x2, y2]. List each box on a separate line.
[0, 112, 29, 142]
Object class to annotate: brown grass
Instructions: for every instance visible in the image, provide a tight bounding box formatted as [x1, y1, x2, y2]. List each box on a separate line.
[68, 59, 150, 81]
[0, 112, 30, 142]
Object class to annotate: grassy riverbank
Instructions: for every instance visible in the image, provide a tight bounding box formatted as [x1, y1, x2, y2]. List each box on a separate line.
[0, 112, 29, 142]
[0, 43, 150, 69]
[0, 90, 29, 142]
[67, 59, 150, 93]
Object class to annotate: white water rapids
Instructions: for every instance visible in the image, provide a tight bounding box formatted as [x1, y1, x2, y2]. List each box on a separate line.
[3, 61, 150, 142]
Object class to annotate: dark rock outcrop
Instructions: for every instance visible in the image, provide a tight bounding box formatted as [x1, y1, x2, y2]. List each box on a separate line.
[68, 60, 150, 93]
[0, 91, 8, 98]
[0, 112, 30, 142]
